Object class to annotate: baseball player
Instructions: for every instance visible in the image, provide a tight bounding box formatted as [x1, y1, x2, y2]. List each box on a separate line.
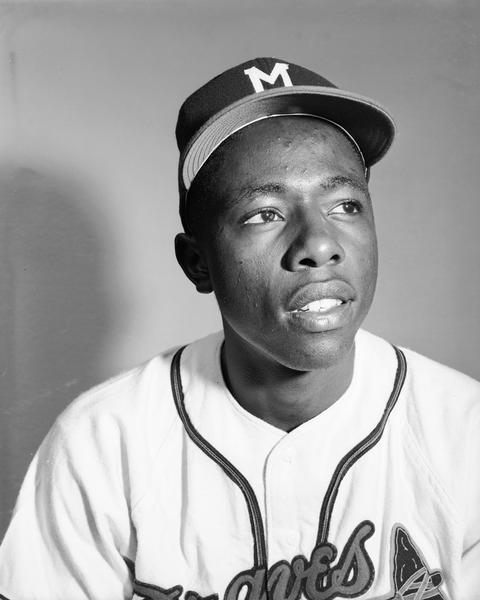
[0, 57, 479, 600]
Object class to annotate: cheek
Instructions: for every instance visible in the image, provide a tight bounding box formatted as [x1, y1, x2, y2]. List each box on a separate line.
[354, 226, 378, 293]
[360, 227, 378, 265]
[342, 218, 377, 270]
[207, 242, 275, 316]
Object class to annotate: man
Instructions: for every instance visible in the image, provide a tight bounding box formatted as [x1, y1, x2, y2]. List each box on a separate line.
[0, 57, 479, 600]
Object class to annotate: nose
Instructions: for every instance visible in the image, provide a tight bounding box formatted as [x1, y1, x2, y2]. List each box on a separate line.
[283, 213, 345, 271]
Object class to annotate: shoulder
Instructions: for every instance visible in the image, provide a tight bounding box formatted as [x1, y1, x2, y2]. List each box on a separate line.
[55, 348, 177, 449]
[399, 345, 480, 481]
[400, 343, 480, 431]
[402, 345, 480, 524]
[364, 332, 480, 518]
[359, 329, 480, 517]
[357, 329, 480, 422]
[57, 331, 224, 433]
[39, 332, 224, 494]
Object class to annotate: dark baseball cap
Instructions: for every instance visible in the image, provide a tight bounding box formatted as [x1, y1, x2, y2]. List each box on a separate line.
[176, 57, 395, 231]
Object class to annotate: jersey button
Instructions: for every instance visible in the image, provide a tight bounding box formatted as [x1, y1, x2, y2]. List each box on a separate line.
[282, 447, 294, 464]
[286, 532, 297, 547]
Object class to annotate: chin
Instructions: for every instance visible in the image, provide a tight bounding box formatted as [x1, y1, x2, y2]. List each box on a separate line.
[265, 328, 358, 372]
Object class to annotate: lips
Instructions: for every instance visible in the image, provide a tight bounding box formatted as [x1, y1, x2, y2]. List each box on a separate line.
[287, 280, 355, 313]
[285, 280, 356, 333]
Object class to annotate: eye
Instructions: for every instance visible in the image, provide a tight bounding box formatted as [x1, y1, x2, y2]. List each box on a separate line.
[329, 200, 362, 215]
[243, 208, 284, 225]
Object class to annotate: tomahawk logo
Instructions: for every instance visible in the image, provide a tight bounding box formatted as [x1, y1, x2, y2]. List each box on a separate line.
[374, 525, 446, 600]
[244, 62, 293, 93]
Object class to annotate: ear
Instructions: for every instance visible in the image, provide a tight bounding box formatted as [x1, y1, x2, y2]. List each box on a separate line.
[175, 233, 213, 294]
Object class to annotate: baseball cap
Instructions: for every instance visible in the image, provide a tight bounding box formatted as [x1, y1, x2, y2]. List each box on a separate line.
[176, 57, 395, 231]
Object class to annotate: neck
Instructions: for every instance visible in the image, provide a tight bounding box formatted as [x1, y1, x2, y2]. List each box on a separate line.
[220, 329, 355, 433]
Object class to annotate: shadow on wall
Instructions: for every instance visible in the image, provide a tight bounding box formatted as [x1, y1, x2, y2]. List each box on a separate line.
[0, 165, 111, 539]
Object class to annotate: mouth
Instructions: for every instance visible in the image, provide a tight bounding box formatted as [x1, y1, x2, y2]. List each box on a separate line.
[286, 281, 355, 333]
[291, 298, 345, 313]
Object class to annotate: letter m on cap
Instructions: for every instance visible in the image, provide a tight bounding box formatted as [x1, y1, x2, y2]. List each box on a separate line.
[244, 62, 293, 93]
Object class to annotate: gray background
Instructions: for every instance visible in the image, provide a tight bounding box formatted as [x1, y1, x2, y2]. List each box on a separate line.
[1, 0, 479, 539]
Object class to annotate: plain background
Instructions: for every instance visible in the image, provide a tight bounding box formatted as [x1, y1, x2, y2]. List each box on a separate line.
[1, 0, 479, 539]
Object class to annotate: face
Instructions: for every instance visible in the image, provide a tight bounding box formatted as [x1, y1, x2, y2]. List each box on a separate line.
[178, 117, 378, 371]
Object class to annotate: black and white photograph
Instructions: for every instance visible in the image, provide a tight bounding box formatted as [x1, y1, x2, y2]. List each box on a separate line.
[0, 1, 479, 598]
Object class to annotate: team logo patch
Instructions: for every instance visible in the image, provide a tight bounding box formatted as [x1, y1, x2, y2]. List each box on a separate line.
[374, 525, 446, 600]
[243, 62, 293, 93]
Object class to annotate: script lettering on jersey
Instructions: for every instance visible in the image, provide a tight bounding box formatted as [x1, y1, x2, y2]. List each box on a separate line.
[225, 520, 374, 600]
[133, 520, 375, 600]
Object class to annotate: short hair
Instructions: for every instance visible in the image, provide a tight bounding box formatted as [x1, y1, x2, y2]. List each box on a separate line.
[183, 137, 232, 240]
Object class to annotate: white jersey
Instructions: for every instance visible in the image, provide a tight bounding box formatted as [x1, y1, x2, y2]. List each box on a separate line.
[0, 329, 479, 600]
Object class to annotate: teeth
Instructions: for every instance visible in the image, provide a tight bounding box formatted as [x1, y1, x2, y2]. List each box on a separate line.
[296, 298, 343, 312]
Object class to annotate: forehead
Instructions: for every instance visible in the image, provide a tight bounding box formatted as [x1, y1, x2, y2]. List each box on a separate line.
[204, 116, 366, 196]
[231, 115, 361, 153]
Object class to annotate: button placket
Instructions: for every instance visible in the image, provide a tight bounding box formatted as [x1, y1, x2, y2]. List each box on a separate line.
[264, 442, 300, 563]
[282, 446, 294, 464]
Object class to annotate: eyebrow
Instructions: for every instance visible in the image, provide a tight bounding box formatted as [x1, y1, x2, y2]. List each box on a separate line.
[219, 183, 286, 212]
[227, 176, 368, 209]
[319, 175, 369, 195]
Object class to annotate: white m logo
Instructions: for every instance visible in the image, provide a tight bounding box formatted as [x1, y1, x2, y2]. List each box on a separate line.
[244, 62, 293, 93]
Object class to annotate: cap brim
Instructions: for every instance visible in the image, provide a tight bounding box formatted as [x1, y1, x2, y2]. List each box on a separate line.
[180, 85, 395, 192]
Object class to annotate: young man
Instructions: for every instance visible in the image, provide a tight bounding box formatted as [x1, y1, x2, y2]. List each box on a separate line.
[1, 57, 479, 600]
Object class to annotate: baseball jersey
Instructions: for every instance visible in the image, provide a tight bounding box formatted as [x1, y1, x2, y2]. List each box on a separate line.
[0, 329, 479, 600]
